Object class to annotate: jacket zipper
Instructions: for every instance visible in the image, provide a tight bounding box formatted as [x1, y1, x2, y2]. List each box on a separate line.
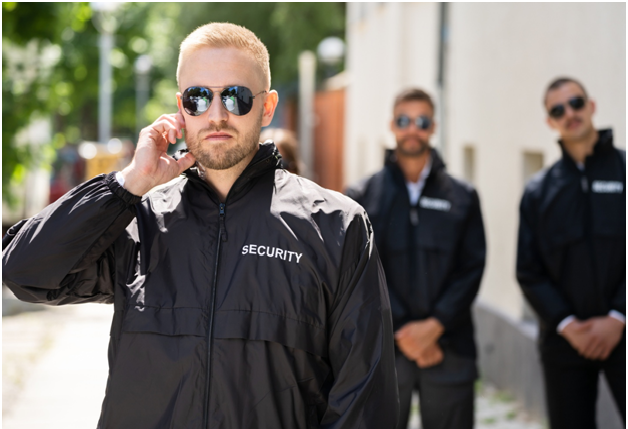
[203, 202, 226, 428]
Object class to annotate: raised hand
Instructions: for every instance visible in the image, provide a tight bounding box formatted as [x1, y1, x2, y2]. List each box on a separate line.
[121, 111, 196, 196]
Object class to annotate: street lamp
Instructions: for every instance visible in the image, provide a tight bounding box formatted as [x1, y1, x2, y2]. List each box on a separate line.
[90, 2, 122, 145]
[298, 51, 316, 179]
[316, 36, 345, 79]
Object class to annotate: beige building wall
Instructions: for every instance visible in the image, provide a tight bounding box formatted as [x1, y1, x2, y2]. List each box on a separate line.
[344, 2, 626, 319]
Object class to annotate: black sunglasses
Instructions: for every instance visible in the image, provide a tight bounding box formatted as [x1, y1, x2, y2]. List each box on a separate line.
[548, 96, 586, 119]
[181, 86, 267, 117]
[395, 114, 432, 130]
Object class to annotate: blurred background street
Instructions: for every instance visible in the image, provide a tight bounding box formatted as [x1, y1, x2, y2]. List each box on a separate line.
[2, 2, 625, 428]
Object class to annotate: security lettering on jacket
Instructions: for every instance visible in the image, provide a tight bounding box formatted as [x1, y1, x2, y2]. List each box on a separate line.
[241, 243, 303, 263]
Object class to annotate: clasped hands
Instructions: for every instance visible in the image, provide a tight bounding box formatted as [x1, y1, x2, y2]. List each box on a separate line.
[561, 315, 625, 361]
[395, 317, 445, 369]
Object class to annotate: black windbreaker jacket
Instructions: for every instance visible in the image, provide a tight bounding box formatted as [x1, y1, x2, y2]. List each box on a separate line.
[516, 129, 626, 356]
[345, 149, 486, 360]
[2, 143, 399, 429]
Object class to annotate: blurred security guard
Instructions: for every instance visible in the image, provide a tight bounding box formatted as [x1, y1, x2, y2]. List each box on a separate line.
[346, 88, 486, 429]
[517, 77, 625, 429]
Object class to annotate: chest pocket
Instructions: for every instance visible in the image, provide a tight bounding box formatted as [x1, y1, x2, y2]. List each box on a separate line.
[121, 306, 207, 337]
[212, 310, 328, 358]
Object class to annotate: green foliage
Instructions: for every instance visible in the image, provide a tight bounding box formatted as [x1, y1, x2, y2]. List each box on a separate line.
[2, 2, 346, 205]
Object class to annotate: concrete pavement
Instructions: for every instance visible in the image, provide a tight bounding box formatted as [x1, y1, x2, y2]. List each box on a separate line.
[3, 302, 112, 429]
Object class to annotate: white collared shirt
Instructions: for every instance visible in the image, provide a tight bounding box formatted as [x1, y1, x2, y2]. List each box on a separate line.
[406, 156, 432, 206]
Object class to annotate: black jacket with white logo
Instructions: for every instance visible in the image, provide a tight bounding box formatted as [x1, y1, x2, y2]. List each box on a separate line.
[516, 129, 626, 358]
[345, 149, 486, 364]
[2, 142, 399, 429]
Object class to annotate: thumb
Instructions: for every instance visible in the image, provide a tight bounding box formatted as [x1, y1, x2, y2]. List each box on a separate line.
[574, 320, 593, 331]
[394, 328, 408, 339]
[176, 152, 197, 173]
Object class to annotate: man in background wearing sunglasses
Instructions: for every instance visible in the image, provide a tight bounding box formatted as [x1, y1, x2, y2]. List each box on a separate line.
[517, 77, 625, 429]
[346, 88, 486, 429]
[3, 22, 399, 428]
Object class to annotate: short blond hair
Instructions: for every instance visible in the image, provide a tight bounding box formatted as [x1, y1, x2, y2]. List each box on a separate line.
[177, 22, 271, 90]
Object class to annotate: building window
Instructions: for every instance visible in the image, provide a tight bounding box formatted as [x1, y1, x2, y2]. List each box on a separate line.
[522, 151, 544, 184]
[463, 145, 475, 184]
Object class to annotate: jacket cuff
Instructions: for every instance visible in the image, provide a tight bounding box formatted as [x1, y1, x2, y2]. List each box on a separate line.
[105, 171, 142, 206]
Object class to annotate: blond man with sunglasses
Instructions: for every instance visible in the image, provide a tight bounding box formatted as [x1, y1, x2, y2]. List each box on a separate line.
[517, 77, 626, 428]
[3, 23, 399, 428]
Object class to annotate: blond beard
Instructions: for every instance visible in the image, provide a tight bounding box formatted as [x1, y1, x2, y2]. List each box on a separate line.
[187, 111, 263, 170]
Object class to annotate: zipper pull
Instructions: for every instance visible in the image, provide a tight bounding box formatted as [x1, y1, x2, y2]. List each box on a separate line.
[409, 207, 419, 226]
[581, 175, 588, 193]
[219, 203, 228, 242]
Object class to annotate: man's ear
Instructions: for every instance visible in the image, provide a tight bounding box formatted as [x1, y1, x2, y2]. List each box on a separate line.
[546, 116, 556, 131]
[176, 92, 183, 111]
[261, 90, 279, 127]
[589, 99, 596, 115]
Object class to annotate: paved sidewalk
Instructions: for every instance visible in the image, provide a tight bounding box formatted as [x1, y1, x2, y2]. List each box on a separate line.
[3, 303, 113, 429]
[3, 298, 545, 429]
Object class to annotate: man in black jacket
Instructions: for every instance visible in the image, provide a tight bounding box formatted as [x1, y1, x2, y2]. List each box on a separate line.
[2, 23, 399, 429]
[516, 77, 625, 429]
[346, 88, 486, 429]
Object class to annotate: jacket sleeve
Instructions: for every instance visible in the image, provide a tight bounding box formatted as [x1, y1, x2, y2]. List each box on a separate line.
[516, 189, 574, 328]
[320, 211, 399, 429]
[611, 278, 626, 316]
[2, 172, 140, 305]
[432, 189, 486, 331]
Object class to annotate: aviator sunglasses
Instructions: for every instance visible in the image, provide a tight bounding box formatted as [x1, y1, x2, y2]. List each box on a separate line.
[548, 96, 586, 119]
[395, 114, 432, 130]
[181, 86, 267, 116]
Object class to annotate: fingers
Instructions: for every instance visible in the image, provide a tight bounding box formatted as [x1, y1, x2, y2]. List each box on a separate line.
[415, 344, 444, 368]
[139, 114, 184, 151]
[394, 329, 408, 339]
[176, 152, 197, 173]
[575, 320, 594, 331]
[581, 335, 602, 359]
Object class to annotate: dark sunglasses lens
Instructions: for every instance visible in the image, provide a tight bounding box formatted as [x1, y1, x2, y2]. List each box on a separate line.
[182, 87, 212, 116]
[549, 104, 565, 119]
[569, 97, 585, 110]
[221, 86, 254, 116]
[416, 116, 432, 130]
[395, 115, 410, 128]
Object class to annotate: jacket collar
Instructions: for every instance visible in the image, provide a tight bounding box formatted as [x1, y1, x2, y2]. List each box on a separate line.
[558, 128, 614, 169]
[384, 147, 446, 188]
[177, 141, 283, 202]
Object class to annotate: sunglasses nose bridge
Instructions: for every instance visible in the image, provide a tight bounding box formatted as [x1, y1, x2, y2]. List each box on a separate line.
[205, 90, 229, 122]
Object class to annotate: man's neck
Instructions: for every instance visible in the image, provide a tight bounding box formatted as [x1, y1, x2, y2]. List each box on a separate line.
[562, 128, 599, 166]
[396, 149, 430, 183]
[199, 147, 258, 202]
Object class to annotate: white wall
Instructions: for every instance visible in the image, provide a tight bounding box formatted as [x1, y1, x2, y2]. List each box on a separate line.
[344, 2, 626, 319]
